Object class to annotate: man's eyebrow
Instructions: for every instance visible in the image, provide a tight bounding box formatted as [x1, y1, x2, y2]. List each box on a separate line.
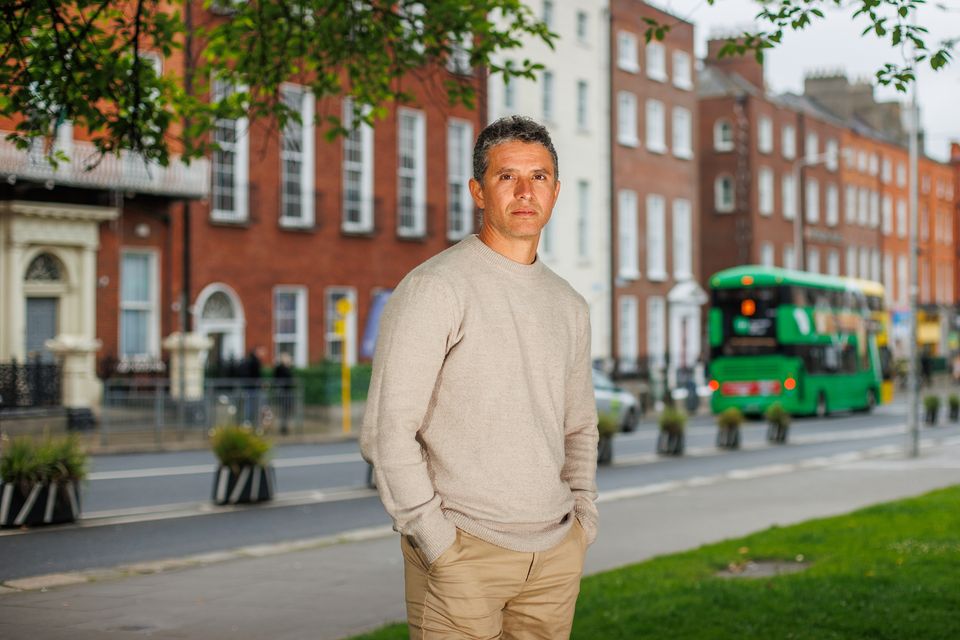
[494, 166, 552, 175]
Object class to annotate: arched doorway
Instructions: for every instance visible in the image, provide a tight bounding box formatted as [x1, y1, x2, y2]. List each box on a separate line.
[194, 284, 245, 373]
[24, 252, 68, 363]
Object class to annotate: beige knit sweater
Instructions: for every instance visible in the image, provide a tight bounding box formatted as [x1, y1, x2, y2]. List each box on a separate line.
[360, 235, 599, 564]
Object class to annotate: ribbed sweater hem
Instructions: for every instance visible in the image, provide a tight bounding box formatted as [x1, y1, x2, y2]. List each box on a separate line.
[444, 509, 574, 553]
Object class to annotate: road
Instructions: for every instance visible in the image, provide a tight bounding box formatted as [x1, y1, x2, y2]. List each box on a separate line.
[1, 400, 957, 582]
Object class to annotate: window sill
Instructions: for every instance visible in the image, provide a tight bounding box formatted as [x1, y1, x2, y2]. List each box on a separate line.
[647, 271, 668, 282]
[714, 145, 734, 153]
[618, 137, 640, 148]
[209, 213, 250, 227]
[617, 64, 640, 74]
[715, 206, 734, 214]
[618, 270, 641, 282]
[647, 73, 667, 83]
[673, 81, 693, 91]
[279, 219, 316, 232]
[672, 149, 693, 160]
[341, 225, 376, 238]
[397, 230, 427, 241]
[646, 144, 667, 155]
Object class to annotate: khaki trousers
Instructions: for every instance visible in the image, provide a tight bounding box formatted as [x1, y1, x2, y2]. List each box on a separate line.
[401, 521, 588, 639]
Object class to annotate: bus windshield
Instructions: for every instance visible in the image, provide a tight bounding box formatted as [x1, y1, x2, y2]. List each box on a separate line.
[712, 286, 780, 357]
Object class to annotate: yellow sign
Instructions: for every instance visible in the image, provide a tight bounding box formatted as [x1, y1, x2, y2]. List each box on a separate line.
[334, 319, 345, 336]
[336, 298, 352, 316]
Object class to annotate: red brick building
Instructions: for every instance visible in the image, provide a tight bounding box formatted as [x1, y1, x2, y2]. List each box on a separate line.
[610, 1, 703, 390]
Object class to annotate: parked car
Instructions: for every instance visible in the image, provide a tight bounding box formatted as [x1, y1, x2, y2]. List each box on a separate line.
[593, 369, 640, 432]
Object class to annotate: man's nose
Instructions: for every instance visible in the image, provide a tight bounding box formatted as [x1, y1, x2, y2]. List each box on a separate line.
[514, 177, 533, 199]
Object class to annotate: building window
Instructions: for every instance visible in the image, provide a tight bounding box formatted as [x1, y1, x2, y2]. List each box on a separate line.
[617, 92, 638, 146]
[805, 132, 818, 162]
[871, 249, 881, 282]
[825, 139, 839, 171]
[279, 84, 315, 227]
[617, 189, 639, 280]
[758, 117, 773, 154]
[897, 199, 907, 237]
[782, 124, 796, 159]
[672, 107, 692, 159]
[542, 70, 554, 121]
[805, 178, 819, 223]
[646, 194, 666, 280]
[503, 74, 516, 110]
[274, 286, 307, 367]
[858, 187, 869, 226]
[447, 119, 474, 241]
[645, 99, 666, 153]
[577, 180, 590, 260]
[784, 244, 796, 270]
[859, 248, 870, 281]
[211, 79, 249, 222]
[342, 99, 374, 233]
[541, 0, 553, 29]
[869, 190, 880, 228]
[646, 41, 666, 82]
[782, 173, 797, 220]
[826, 183, 839, 227]
[576, 10, 588, 42]
[846, 245, 858, 277]
[647, 296, 666, 369]
[869, 153, 879, 176]
[715, 175, 734, 213]
[857, 150, 868, 173]
[844, 184, 857, 224]
[324, 287, 356, 366]
[446, 34, 472, 75]
[882, 158, 892, 184]
[397, 108, 426, 237]
[673, 198, 692, 279]
[540, 216, 554, 258]
[760, 242, 775, 267]
[617, 31, 639, 73]
[120, 251, 158, 358]
[826, 250, 840, 276]
[884, 255, 894, 302]
[807, 247, 820, 274]
[758, 167, 774, 216]
[672, 50, 692, 89]
[618, 296, 639, 370]
[897, 255, 907, 304]
[576, 80, 589, 130]
[714, 119, 733, 152]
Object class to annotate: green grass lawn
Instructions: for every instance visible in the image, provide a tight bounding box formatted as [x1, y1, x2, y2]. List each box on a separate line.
[349, 485, 960, 639]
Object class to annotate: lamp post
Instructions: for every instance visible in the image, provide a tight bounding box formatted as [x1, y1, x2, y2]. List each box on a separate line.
[792, 148, 837, 272]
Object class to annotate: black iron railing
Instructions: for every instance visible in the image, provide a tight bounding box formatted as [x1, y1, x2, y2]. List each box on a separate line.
[0, 359, 61, 410]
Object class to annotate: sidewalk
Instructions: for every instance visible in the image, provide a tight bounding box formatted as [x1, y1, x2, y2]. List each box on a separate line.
[1, 439, 958, 639]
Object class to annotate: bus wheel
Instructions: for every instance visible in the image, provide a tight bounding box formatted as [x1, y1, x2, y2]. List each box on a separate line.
[815, 392, 828, 419]
[865, 389, 876, 413]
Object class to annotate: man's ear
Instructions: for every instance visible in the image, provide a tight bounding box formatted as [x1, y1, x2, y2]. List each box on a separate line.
[469, 178, 485, 210]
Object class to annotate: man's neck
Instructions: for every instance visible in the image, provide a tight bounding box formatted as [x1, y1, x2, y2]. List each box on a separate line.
[477, 228, 539, 265]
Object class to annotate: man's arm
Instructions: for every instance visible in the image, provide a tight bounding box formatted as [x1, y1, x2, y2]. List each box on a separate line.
[561, 305, 599, 544]
[359, 273, 459, 563]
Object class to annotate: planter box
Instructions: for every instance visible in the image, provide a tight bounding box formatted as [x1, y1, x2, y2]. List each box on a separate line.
[213, 464, 275, 505]
[0, 480, 81, 528]
[716, 426, 741, 449]
[597, 435, 614, 466]
[656, 430, 685, 456]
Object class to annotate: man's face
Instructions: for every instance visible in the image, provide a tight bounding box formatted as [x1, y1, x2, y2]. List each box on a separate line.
[469, 141, 560, 243]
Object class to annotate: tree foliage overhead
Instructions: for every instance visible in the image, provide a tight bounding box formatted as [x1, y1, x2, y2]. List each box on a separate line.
[0, 0, 554, 166]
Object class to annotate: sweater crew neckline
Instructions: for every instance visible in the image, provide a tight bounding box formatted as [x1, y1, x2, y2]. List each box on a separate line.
[463, 235, 545, 277]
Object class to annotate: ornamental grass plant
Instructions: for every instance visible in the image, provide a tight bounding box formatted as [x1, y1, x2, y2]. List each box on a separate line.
[209, 425, 272, 469]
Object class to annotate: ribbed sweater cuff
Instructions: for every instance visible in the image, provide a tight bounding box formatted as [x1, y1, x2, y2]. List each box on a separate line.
[411, 510, 457, 564]
[574, 505, 598, 546]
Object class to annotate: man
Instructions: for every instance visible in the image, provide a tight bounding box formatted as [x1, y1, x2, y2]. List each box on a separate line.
[360, 115, 598, 639]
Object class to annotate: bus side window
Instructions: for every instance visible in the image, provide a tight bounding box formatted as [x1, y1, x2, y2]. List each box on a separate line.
[824, 345, 840, 372]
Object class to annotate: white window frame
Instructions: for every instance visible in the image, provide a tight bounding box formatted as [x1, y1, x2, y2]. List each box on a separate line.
[119, 249, 159, 359]
[869, 190, 880, 228]
[897, 255, 908, 304]
[671, 106, 692, 159]
[715, 175, 734, 213]
[646, 41, 667, 82]
[324, 287, 356, 366]
[645, 99, 666, 154]
[279, 84, 315, 228]
[647, 296, 666, 369]
[576, 80, 589, 131]
[808, 247, 821, 274]
[618, 295, 639, 369]
[758, 117, 773, 154]
[881, 195, 893, 236]
[758, 167, 774, 216]
[858, 187, 869, 227]
[447, 118, 474, 241]
[577, 180, 590, 260]
[617, 189, 640, 280]
[617, 31, 639, 73]
[672, 50, 692, 90]
[273, 286, 308, 367]
[827, 249, 840, 276]
[210, 79, 249, 222]
[714, 119, 733, 152]
[882, 158, 892, 184]
[673, 198, 692, 279]
[617, 91, 639, 147]
[576, 10, 588, 43]
[805, 132, 818, 163]
[781, 124, 796, 160]
[646, 194, 667, 281]
[825, 139, 839, 171]
[542, 69, 554, 121]
[897, 199, 907, 238]
[342, 99, 374, 233]
[897, 163, 907, 187]
[826, 183, 839, 227]
[845, 184, 856, 224]
[782, 173, 797, 220]
[397, 107, 427, 237]
[783, 244, 796, 270]
[805, 178, 819, 223]
[760, 242, 775, 267]
[846, 245, 858, 278]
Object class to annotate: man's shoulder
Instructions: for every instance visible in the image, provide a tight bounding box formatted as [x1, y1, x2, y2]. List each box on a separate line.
[539, 263, 589, 312]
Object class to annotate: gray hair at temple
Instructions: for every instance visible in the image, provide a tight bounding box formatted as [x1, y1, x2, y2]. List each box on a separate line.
[472, 115, 559, 184]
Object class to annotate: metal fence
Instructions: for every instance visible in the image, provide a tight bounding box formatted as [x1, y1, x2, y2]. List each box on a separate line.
[100, 378, 304, 445]
[0, 360, 61, 410]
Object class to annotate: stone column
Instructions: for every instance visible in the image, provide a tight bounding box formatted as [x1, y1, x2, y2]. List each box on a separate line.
[46, 335, 102, 429]
[162, 332, 213, 400]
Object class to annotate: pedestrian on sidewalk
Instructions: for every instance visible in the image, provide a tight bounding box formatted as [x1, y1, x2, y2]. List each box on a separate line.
[361, 115, 598, 639]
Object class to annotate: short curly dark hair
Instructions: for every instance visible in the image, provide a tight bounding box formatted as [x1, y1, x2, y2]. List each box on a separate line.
[472, 115, 558, 183]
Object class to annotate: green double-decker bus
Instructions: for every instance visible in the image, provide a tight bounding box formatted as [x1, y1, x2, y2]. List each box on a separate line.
[708, 266, 882, 417]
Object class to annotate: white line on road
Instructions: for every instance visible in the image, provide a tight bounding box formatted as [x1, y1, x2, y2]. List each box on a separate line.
[88, 452, 363, 481]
